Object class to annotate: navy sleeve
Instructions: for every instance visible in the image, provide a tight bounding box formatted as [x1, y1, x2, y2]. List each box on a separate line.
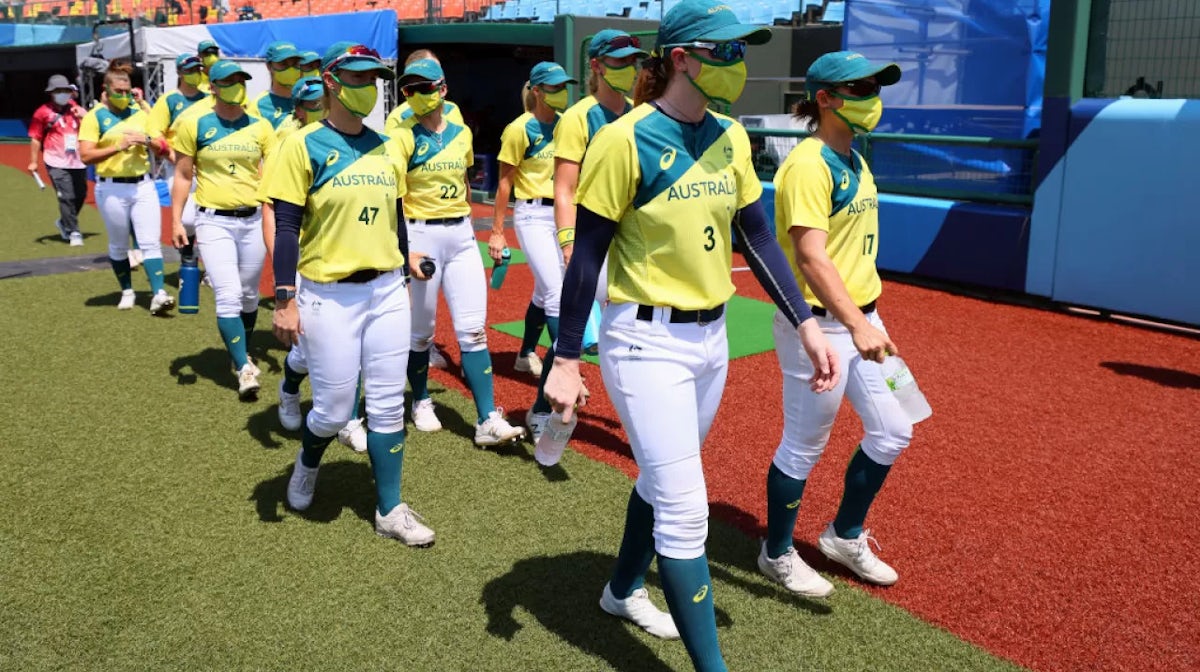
[734, 199, 814, 327]
[396, 199, 410, 279]
[556, 206, 618, 360]
[272, 199, 303, 288]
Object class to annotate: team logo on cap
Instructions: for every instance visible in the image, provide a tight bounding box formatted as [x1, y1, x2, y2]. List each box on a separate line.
[203, 127, 217, 140]
[326, 150, 340, 166]
[659, 146, 677, 170]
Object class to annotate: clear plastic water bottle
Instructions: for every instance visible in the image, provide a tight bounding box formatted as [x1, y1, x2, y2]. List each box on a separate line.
[534, 410, 578, 467]
[178, 257, 200, 315]
[880, 356, 932, 424]
[490, 248, 511, 289]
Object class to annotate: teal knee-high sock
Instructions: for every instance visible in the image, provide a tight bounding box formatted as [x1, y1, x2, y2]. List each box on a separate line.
[282, 357, 307, 395]
[519, 302, 547, 357]
[366, 429, 406, 516]
[531, 316, 561, 414]
[765, 463, 808, 559]
[350, 377, 363, 421]
[659, 555, 726, 672]
[141, 257, 165, 293]
[216, 316, 249, 370]
[833, 446, 893, 539]
[300, 421, 335, 468]
[608, 488, 656, 598]
[110, 257, 132, 291]
[407, 349, 431, 401]
[460, 349, 496, 423]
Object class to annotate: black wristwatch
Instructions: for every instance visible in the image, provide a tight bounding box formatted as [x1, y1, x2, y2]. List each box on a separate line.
[274, 287, 296, 302]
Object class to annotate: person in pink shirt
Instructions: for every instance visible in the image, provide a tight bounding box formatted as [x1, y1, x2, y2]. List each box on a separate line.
[29, 74, 88, 246]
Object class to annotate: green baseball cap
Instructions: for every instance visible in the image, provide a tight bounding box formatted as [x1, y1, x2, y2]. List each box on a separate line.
[321, 41, 395, 80]
[530, 62, 576, 86]
[291, 76, 324, 102]
[299, 51, 320, 67]
[175, 53, 202, 71]
[658, 0, 772, 48]
[588, 29, 648, 59]
[805, 50, 901, 96]
[265, 41, 300, 63]
[197, 40, 219, 55]
[398, 58, 444, 85]
[208, 60, 251, 83]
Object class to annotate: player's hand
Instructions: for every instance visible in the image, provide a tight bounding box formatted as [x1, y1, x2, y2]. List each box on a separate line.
[132, 87, 144, 103]
[487, 231, 506, 263]
[545, 356, 587, 423]
[27, 162, 38, 173]
[122, 130, 147, 146]
[798, 317, 839, 393]
[409, 251, 431, 281]
[170, 223, 189, 249]
[560, 242, 574, 268]
[273, 300, 302, 346]
[849, 321, 897, 364]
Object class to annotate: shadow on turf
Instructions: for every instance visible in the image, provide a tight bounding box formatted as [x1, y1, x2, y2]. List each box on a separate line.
[34, 231, 101, 246]
[1101, 361, 1200, 390]
[250, 458, 374, 525]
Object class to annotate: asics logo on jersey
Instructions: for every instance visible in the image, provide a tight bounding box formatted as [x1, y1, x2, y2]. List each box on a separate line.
[203, 127, 217, 140]
[325, 150, 340, 166]
[659, 146, 677, 170]
[274, 109, 283, 118]
[102, 119, 112, 128]
[532, 134, 543, 145]
[174, 102, 183, 111]
[692, 585, 709, 603]
[840, 170, 850, 190]
[416, 142, 430, 156]
[786, 498, 802, 510]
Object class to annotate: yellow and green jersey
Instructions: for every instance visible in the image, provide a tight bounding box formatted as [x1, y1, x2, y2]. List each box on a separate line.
[173, 109, 275, 210]
[255, 116, 305, 203]
[266, 124, 408, 282]
[576, 105, 760, 311]
[146, 88, 207, 142]
[554, 95, 633, 164]
[78, 105, 151, 178]
[384, 100, 464, 136]
[391, 120, 473, 221]
[774, 137, 881, 308]
[498, 111, 558, 201]
[254, 91, 295, 130]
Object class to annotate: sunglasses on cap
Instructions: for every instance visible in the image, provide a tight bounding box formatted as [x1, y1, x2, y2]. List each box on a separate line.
[325, 44, 382, 71]
[538, 83, 568, 93]
[179, 56, 203, 71]
[662, 40, 747, 63]
[604, 35, 641, 51]
[401, 79, 444, 96]
[825, 79, 882, 98]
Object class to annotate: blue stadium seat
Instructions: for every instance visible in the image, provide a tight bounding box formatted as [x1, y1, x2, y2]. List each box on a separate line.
[773, 0, 797, 23]
[484, 2, 502, 20]
[647, 0, 661, 19]
[629, 2, 647, 19]
[516, 0, 536, 19]
[821, 0, 844, 23]
[534, 0, 556, 22]
[501, 0, 520, 19]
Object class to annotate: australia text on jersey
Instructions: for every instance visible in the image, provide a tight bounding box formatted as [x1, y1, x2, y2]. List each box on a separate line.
[667, 174, 737, 201]
[331, 171, 398, 188]
[420, 158, 468, 172]
[846, 196, 878, 215]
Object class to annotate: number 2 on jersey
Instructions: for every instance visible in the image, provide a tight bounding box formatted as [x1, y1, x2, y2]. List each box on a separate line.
[358, 206, 379, 226]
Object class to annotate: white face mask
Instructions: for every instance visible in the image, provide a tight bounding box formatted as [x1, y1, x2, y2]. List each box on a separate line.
[52, 93, 71, 106]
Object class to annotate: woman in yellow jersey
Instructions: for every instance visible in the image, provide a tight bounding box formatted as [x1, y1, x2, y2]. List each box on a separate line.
[392, 58, 525, 448]
[148, 54, 208, 272]
[384, 49, 466, 134]
[543, 3, 838, 669]
[268, 42, 434, 547]
[78, 62, 175, 315]
[259, 76, 368, 454]
[170, 60, 276, 401]
[760, 51, 914, 593]
[298, 51, 320, 79]
[491, 62, 575, 388]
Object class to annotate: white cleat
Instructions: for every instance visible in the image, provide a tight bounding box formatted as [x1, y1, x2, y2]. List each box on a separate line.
[69, 231, 84, 247]
[117, 289, 136, 310]
[475, 408, 525, 447]
[149, 289, 175, 316]
[428, 344, 448, 369]
[412, 398, 442, 432]
[375, 503, 435, 547]
[128, 248, 144, 268]
[599, 583, 680, 640]
[286, 449, 318, 511]
[758, 542, 835, 598]
[237, 362, 261, 401]
[818, 524, 899, 586]
[337, 417, 368, 453]
[514, 351, 543, 377]
[525, 409, 551, 444]
[277, 381, 302, 431]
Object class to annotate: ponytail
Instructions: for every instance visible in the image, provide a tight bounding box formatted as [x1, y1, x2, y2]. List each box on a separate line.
[633, 53, 672, 106]
[791, 96, 821, 132]
[521, 81, 537, 113]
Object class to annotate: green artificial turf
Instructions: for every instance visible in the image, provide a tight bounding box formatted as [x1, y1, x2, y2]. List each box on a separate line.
[0, 270, 1022, 672]
[0, 165, 110, 263]
[477, 240, 528, 268]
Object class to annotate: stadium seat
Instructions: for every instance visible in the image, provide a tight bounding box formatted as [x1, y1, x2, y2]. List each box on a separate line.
[646, 0, 660, 19]
[821, 0, 844, 23]
[628, 2, 646, 19]
[533, 0, 555, 23]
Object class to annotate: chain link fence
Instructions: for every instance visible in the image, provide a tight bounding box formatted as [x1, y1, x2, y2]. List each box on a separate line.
[1085, 0, 1200, 99]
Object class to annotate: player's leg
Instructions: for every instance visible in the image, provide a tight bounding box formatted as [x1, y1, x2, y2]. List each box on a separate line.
[287, 280, 367, 511]
[759, 311, 850, 596]
[130, 179, 173, 313]
[515, 203, 567, 437]
[278, 277, 308, 431]
[822, 310, 912, 586]
[406, 221, 444, 431]
[512, 202, 554, 375]
[195, 215, 255, 395]
[360, 271, 433, 545]
[95, 183, 134, 304]
[234, 213, 267, 354]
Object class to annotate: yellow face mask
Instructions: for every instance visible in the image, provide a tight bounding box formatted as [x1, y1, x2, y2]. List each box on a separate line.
[685, 54, 748, 106]
[302, 68, 319, 79]
[831, 92, 883, 135]
[334, 76, 378, 118]
[301, 105, 327, 126]
[215, 82, 246, 106]
[107, 88, 131, 111]
[273, 66, 302, 88]
[407, 90, 443, 117]
[601, 63, 636, 94]
[201, 53, 219, 69]
[182, 71, 203, 87]
[542, 88, 569, 112]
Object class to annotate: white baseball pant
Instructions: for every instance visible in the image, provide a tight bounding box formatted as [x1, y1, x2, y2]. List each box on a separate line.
[285, 277, 309, 374]
[168, 161, 199, 233]
[600, 302, 729, 559]
[771, 309, 913, 481]
[95, 177, 163, 262]
[297, 269, 410, 436]
[194, 209, 266, 319]
[408, 217, 488, 353]
[512, 200, 562, 317]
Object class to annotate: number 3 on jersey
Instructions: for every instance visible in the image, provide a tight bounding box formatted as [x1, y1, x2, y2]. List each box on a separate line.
[703, 225, 716, 252]
[358, 206, 379, 225]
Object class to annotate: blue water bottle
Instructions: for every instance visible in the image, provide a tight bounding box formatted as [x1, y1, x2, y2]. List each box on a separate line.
[179, 258, 200, 314]
[490, 247, 511, 289]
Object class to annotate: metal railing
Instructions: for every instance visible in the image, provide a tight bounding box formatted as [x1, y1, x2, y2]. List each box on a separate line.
[1085, 0, 1200, 99]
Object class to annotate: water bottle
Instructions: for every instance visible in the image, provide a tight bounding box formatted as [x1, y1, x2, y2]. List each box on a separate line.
[880, 356, 932, 424]
[178, 258, 200, 315]
[490, 247, 511, 289]
[534, 410, 578, 467]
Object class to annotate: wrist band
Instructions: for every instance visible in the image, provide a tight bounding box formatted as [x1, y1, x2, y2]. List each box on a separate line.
[556, 227, 575, 248]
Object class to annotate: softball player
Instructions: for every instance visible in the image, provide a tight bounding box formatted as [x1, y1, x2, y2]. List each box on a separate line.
[542, 3, 838, 669]
[491, 62, 576, 383]
[298, 51, 320, 79]
[197, 40, 220, 93]
[78, 63, 175, 315]
[255, 41, 302, 129]
[760, 51, 911, 592]
[384, 49, 465, 133]
[270, 42, 434, 546]
[170, 60, 276, 400]
[393, 58, 525, 447]
[148, 53, 208, 267]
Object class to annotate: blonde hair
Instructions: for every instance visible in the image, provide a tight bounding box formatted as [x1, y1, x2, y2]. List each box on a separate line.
[405, 49, 438, 66]
[521, 81, 537, 113]
[104, 59, 133, 87]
